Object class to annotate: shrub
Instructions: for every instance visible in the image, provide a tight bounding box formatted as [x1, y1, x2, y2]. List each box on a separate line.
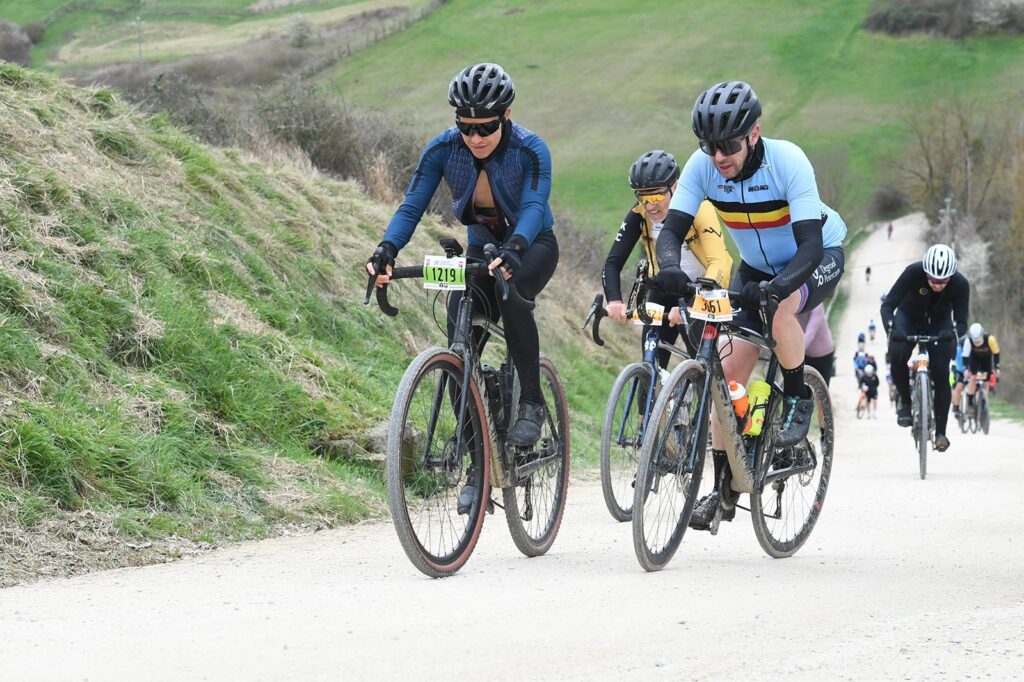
[868, 185, 910, 219]
[21, 22, 44, 44]
[0, 20, 31, 66]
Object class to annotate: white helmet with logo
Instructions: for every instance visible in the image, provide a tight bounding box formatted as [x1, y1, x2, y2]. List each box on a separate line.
[969, 322, 984, 341]
[922, 244, 957, 279]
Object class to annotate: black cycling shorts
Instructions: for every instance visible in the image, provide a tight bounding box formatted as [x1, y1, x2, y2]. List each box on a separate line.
[730, 246, 845, 335]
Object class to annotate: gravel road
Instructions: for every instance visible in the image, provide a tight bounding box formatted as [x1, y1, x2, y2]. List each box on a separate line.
[2, 214, 1023, 681]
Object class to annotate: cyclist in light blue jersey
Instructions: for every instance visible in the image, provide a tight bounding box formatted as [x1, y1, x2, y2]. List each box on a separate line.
[649, 81, 847, 530]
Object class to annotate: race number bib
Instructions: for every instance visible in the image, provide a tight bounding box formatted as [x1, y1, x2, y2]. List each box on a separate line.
[688, 289, 734, 321]
[631, 302, 666, 326]
[422, 255, 466, 290]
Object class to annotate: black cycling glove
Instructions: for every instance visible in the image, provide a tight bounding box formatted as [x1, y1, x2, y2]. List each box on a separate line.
[648, 267, 690, 295]
[736, 280, 781, 311]
[367, 241, 398, 275]
[497, 236, 527, 276]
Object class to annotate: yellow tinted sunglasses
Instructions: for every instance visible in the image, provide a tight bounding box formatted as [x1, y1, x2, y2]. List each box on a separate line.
[635, 191, 668, 206]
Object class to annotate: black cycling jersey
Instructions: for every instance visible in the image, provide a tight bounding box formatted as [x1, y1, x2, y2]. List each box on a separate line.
[880, 262, 969, 337]
[602, 210, 646, 303]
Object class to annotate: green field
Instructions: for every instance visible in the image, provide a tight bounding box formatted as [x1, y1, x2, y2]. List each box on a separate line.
[325, 0, 1024, 234]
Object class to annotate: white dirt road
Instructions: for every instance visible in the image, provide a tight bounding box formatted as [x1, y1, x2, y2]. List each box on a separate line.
[2, 214, 1023, 681]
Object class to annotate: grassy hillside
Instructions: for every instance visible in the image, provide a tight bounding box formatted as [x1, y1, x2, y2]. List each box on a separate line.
[0, 63, 636, 584]
[324, 0, 1024, 233]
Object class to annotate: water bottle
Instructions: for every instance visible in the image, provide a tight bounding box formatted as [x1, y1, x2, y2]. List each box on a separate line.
[745, 379, 772, 436]
[728, 381, 749, 425]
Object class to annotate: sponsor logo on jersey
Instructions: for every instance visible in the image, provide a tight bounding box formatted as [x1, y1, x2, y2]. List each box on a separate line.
[747, 184, 769, 192]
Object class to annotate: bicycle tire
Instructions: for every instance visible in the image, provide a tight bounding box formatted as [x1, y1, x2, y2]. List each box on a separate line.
[980, 391, 990, 434]
[503, 355, 570, 557]
[632, 360, 706, 572]
[917, 378, 929, 480]
[750, 367, 834, 558]
[386, 348, 491, 578]
[600, 362, 655, 522]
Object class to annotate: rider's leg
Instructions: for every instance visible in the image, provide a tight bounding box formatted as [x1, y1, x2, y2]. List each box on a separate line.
[709, 338, 759, 452]
[930, 338, 955, 437]
[805, 351, 834, 387]
[501, 232, 559, 446]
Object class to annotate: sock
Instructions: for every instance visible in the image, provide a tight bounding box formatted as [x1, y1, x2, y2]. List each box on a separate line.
[781, 363, 809, 399]
[711, 449, 727, 492]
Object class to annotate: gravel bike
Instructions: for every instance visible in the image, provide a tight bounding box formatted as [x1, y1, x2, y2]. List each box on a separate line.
[902, 334, 941, 480]
[366, 238, 570, 577]
[964, 371, 992, 435]
[582, 267, 691, 522]
[631, 280, 834, 571]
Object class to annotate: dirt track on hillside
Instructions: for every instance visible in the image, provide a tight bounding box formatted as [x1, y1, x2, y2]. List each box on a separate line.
[2, 214, 1023, 680]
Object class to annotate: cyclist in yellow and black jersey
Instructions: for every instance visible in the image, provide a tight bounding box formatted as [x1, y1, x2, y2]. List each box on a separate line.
[963, 322, 1000, 409]
[602, 150, 732, 365]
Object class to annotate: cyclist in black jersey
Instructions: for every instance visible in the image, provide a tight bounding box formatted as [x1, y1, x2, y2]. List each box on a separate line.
[602, 150, 732, 364]
[366, 63, 558, 449]
[880, 244, 969, 452]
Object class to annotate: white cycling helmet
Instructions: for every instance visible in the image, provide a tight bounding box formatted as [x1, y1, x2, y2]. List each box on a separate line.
[865, 364, 875, 376]
[969, 322, 984, 341]
[922, 244, 957, 279]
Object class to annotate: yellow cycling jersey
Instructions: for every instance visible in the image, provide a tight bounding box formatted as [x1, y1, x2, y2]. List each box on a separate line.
[635, 199, 733, 287]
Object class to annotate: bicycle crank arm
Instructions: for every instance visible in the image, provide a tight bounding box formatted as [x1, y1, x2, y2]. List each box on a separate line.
[760, 460, 816, 489]
[514, 453, 562, 481]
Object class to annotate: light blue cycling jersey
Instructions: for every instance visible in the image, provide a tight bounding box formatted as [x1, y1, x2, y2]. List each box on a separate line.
[670, 137, 847, 274]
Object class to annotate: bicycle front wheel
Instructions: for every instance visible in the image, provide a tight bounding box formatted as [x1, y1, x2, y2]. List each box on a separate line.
[980, 392, 990, 434]
[632, 360, 706, 572]
[750, 367, 834, 558]
[600, 362, 655, 522]
[503, 355, 570, 557]
[916, 377, 929, 480]
[386, 348, 490, 578]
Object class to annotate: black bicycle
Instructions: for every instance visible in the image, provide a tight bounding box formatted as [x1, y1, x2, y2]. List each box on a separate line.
[631, 279, 834, 571]
[366, 238, 570, 577]
[583, 264, 692, 522]
[902, 335, 941, 480]
[965, 371, 992, 435]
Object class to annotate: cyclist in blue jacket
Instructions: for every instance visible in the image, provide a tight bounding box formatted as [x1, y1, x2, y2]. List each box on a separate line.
[366, 63, 558, 451]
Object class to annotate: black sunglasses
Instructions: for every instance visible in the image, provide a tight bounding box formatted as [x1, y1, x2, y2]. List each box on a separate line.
[456, 118, 502, 137]
[699, 136, 745, 156]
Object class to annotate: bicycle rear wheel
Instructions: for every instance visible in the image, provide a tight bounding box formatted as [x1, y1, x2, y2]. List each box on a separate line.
[750, 367, 834, 558]
[916, 378, 929, 480]
[503, 356, 570, 557]
[600, 362, 655, 522]
[632, 360, 706, 572]
[386, 348, 490, 578]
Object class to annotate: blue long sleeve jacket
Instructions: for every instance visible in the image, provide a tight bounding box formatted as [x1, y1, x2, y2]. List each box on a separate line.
[383, 121, 554, 251]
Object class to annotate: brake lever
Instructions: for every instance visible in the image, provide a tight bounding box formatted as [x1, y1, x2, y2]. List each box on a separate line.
[582, 294, 608, 347]
[759, 281, 777, 350]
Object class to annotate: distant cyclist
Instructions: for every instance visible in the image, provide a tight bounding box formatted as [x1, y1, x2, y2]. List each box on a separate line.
[858, 363, 880, 419]
[868, 318, 877, 341]
[601, 150, 731, 363]
[962, 322, 1000, 411]
[865, 266, 872, 283]
[650, 80, 847, 530]
[857, 331, 866, 352]
[881, 244, 969, 452]
[853, 349, 869, 387]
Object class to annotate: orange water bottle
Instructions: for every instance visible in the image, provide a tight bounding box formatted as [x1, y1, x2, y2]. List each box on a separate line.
[728, 381, 749, 425]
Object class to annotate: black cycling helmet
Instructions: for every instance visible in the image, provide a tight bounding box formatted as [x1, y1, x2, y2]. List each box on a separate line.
[448, 63, 515, 117]
[629, 150, 680, 190]
[691, 81, 762, 141]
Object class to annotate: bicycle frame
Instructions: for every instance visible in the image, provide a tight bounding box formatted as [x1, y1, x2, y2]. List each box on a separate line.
[614, 327, 689, 450]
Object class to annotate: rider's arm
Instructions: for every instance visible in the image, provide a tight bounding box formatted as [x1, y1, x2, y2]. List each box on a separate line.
[382, 132, 448, 251]
[951, 276, 970, 338]
[689, 200, 733, 287]
[657, 150, 707, 271]
[601, 210, 642, 302]
[770, 220, 824, 298]
[990, 335, 1001, 369]
[881, 266, 914, 333]
[956, 340, 966, 373]
[509, 133, 553, 247]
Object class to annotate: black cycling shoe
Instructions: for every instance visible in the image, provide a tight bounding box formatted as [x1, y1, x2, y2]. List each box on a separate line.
[688, 492, 735, 531]
[897, 404, 912, 427]
[952, 405, 962, 418]
[935, 434, 950, 452]
[507, 400, 545, 447]
[775, 395, 814, 448]
[456, 467, 478, 515]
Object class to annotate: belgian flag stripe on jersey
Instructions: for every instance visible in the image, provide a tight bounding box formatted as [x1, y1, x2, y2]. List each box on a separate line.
[710, 198, 790, 230]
